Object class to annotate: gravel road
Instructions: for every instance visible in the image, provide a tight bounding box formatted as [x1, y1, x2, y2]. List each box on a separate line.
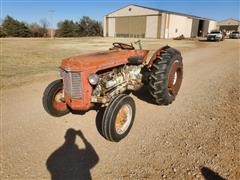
[1, 39, 239, 179]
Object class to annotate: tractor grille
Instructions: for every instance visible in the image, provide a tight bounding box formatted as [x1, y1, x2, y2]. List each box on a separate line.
[62, 70, 82, 99]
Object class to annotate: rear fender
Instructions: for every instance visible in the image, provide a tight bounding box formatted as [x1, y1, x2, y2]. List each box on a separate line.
[147, 45, 170, 68]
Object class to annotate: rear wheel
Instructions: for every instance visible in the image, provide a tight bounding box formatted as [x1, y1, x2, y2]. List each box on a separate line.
[42, 79, 69, 117]
[149, 48, 183, 105]
[96, 94, 135, 142]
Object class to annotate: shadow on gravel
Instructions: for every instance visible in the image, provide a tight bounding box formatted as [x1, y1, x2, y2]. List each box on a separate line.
[201, 167, 226, 180]
[198, 39, 209, 42]
[46, 128, 99, 180]
[132, 85, 157, 105]
[198, 39, 220, 42]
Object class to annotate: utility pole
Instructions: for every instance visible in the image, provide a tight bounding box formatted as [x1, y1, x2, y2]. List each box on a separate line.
[48, 10, 55, 39]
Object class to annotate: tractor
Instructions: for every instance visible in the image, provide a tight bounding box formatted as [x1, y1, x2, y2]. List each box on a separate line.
[42, 41, 183, 142]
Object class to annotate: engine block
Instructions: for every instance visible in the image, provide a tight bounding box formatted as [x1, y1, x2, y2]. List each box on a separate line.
[92, 65, 144, 103]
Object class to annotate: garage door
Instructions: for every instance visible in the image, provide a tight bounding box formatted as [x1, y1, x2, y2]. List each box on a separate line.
[115, 16, 146, 38]
[220, 25, 239, 31]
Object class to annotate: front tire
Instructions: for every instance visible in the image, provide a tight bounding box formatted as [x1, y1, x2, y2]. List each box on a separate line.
[96, 94, 136, 142]
[42, 79, 69, 117]
[149, 47, 183, 105]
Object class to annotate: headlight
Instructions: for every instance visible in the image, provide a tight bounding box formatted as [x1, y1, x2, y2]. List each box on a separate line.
[88, 74, 99, 85]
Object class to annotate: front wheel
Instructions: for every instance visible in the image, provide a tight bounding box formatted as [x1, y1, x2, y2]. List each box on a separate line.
[42, 79, 69, 117]
[96, 94, 136, 142]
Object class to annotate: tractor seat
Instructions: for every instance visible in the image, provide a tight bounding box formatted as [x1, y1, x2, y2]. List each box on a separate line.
[127, 56, 144, 65]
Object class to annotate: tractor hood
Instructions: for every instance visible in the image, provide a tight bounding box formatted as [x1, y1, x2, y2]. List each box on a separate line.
[61, 49, 149, 72]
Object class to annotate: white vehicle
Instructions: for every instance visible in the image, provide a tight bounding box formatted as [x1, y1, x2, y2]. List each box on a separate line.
[229, 31, 240, 39]
[207, 30, 224, 41]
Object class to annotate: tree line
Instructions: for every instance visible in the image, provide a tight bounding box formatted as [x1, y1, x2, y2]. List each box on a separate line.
[0, 16, 103, 37]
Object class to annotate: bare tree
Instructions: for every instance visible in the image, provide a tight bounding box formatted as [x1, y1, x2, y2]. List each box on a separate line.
[39, 18, 49, 29]
[39, 18, 49, 37]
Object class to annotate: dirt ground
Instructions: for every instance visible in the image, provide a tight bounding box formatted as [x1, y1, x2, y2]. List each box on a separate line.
[0, 39, 239, 179]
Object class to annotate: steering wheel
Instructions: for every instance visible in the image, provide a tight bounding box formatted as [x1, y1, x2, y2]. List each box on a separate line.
[112, 42, 135, 50]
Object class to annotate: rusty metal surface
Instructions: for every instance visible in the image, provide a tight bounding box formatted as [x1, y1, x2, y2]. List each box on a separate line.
[147, 45, 170, 68]
[63, 71, 93, 111]
[52, 89, 68, 111]
[60, 47, 149, 111]
[61, 49, 149, 72]
[59, 44, 181, 111]
[167, 60, 183, 96]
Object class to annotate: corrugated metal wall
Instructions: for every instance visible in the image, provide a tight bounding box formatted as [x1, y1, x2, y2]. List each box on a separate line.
[157, 15, 162, 38]
[191, 19, 199, 37]
[104, 5, 218, 39]
[219, 25, 239, 31]
[115, 16, 146, 38]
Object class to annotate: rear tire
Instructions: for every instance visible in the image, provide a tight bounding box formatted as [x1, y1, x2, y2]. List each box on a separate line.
[42, 79, 69, 117]
[96, 94, 136, 142]
[149, 48, 183, 105]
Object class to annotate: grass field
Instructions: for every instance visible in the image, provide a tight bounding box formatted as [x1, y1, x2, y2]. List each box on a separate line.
[1, 37, 201, 88]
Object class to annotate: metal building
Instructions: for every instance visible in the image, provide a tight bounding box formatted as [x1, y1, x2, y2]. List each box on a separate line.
[217, 19, 240, 32]
[103, 4, 217, 39]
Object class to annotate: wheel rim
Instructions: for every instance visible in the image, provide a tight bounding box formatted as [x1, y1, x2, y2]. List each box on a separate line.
[168, 60, 183, 96]
[52, 88, 67, 111]
[115, 104, 132, 135]
[173, 72, 178, 85]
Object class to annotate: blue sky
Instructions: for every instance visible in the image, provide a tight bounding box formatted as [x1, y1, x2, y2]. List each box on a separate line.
[1, 0, 239, 27]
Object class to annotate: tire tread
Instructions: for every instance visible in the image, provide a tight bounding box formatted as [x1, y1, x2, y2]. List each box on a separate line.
[149, 47, 183, 105]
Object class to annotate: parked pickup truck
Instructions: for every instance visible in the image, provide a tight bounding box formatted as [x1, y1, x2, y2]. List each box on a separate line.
[207, 30, 224, 41]
[229, 31, 240, 39]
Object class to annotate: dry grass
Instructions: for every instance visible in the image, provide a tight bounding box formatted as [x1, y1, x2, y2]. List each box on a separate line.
[0, 37, 201, 88]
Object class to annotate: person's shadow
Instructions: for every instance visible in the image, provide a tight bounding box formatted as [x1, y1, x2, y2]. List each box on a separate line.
[201, 167, 226, 180]
[46, 128, 99, 180]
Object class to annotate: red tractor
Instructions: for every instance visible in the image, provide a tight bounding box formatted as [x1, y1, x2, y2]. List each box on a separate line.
[42, 41, 183, 142]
